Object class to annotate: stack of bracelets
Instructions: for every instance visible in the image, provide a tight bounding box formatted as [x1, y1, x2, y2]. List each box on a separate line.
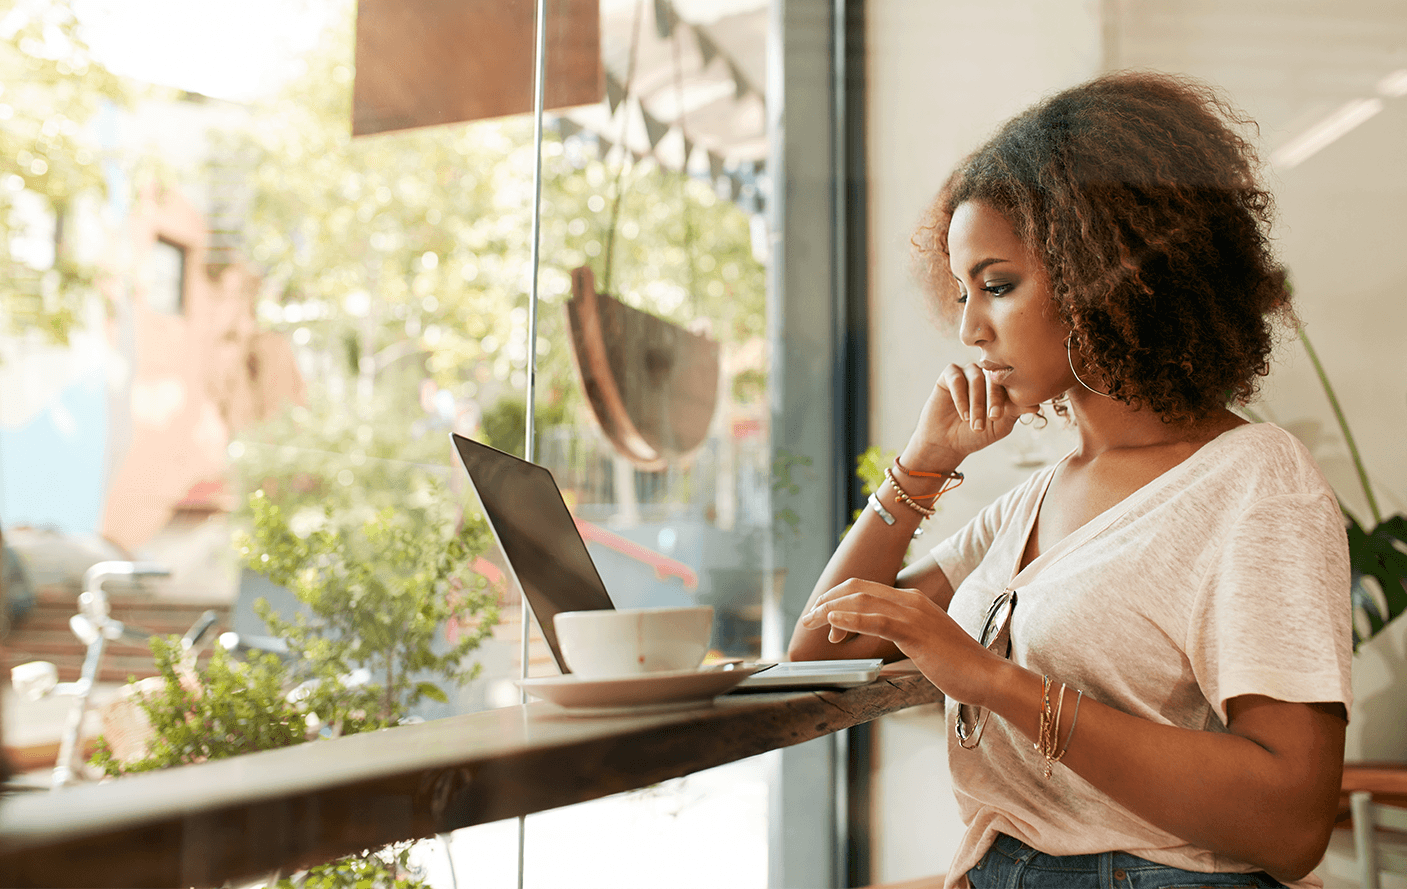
[1036, 675, 1084, 779]
[867, 457, 964, 537]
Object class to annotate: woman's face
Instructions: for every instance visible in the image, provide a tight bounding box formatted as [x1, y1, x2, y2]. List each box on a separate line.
[947, 200, 1076, 406]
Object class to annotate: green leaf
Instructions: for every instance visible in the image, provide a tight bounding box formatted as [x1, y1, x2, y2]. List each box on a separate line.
[414, 682, 448, 704]
[1348, 513, 1407, 651]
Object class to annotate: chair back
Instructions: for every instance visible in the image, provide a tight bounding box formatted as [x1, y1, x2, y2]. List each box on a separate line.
[1351, 789, 1407, 888]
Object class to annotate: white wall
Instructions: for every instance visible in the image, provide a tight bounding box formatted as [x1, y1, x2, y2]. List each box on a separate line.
[1105, 0, 1407, 769]
[864, 0, 1407, 883]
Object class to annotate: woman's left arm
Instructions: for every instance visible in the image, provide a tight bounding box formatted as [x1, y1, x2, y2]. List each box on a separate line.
[988, 669, 1346, 882]
[803, 586, 1348, 883]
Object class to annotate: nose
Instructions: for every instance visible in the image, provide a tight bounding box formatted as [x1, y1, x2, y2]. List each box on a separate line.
[959, 303, 989, 347]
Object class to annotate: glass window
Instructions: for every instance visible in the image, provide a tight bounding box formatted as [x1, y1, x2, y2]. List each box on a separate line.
[146, 238, 185, 315]
[3, 1, 817, 887]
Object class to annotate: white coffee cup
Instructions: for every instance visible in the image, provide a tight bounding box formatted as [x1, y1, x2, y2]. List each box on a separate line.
[554, 606, 714, 679]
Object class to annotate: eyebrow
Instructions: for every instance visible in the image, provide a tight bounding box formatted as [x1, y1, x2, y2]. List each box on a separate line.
[950, 257, 1010, 281]
[969, 257, 1009, 277]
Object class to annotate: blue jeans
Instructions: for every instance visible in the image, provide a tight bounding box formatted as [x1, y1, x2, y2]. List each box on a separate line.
[967, 834, 1286, 889]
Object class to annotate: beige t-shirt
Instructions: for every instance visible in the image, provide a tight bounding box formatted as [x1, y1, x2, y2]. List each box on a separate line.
[931, 423, 1352, 889]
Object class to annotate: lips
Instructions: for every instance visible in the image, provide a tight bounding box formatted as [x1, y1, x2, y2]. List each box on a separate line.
[979, 359, 1015, 387]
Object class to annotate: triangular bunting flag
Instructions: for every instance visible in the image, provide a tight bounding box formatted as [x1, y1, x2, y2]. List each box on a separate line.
[642, 107, 670, 151]
[694, 28, 718, 67]
[605, 72, 625, 115]
[728, 60, 749, 100]
[708, 151, 725, 183]
[653, 0, 675, 39]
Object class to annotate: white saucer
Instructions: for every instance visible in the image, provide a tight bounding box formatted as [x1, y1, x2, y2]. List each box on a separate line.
[517, 664, 769, 716]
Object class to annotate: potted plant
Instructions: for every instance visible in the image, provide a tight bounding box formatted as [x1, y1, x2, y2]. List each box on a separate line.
[1296, 330, 1407, 650]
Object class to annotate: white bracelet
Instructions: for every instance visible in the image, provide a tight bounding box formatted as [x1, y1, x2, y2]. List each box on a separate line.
[868, 493, 924, 538]
[868, 492, 895, 525]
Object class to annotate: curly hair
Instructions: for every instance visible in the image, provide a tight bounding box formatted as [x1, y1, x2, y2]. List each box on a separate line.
[912, 71, 1291, 424]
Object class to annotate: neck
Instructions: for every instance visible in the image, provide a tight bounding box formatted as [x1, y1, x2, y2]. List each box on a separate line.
[1063, 389, 1243, 457]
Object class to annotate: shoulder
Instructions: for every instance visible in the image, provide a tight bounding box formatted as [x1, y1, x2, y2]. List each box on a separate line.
[1192, 422, 1336, 502]
[1179, 423, 1348, 566]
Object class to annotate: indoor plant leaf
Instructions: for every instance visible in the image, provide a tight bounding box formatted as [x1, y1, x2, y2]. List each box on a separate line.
[1348, 513, 1407, 651]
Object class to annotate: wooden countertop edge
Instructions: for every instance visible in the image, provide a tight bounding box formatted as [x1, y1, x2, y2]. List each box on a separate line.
[0, 671, 941, 888]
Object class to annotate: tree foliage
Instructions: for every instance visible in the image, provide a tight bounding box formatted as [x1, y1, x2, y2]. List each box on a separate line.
[230, 363, 468, 531]
[93, 491, 500, 888]
[89, 637, 307, 776]
[235, 490, 501, 728]
[94, 491, 501, 765]
[0, 0, 125, 342]
[221, 1, 765, 448]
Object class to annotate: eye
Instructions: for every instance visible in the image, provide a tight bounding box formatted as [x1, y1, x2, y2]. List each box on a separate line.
[956, 289, 968, 304]
[983, 282, 1014, 297]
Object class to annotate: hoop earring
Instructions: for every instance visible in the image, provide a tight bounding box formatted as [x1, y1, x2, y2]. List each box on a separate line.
[1067, 337, 1113, 399]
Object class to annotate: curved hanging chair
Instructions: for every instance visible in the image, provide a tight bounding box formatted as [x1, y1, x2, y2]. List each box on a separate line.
[566, 266, 720, 471]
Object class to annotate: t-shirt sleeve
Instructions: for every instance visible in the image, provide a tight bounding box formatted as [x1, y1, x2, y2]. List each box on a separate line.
[1186, 492, 1353, 725]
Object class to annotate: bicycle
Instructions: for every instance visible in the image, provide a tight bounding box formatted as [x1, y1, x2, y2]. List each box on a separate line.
[8, 560, 218, 788]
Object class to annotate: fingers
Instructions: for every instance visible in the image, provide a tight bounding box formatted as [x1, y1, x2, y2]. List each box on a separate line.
[947, 364, 1005, 433]
[802, 585, 927, 646]
[936, 364, 989, 429]
[936, 364, 970, 423]
[801, 581, 863, 643]
[985, 369, 1010, 427]
[800, 581, 868, 630]
[826, 608, 897, 642]
[965, 365, 988, 430]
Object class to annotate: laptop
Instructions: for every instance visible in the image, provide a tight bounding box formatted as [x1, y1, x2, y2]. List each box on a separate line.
[450, 433, 883, 690]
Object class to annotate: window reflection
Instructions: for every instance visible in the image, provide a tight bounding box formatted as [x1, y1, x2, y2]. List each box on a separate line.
[3, 0, 775, 885]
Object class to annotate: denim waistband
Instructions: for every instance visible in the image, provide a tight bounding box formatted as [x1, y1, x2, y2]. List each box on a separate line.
[968, 834, 1284, 889]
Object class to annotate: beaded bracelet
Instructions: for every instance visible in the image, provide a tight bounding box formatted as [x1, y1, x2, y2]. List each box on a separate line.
[893, 457, 965, 498]
[883, 467, 936, 518]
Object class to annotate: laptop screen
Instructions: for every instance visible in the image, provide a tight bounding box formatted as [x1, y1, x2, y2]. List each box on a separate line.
[451, 433, 612, 673]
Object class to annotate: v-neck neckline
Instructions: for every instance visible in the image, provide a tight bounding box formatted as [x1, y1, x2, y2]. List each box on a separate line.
[1005, 423, 1245, 589]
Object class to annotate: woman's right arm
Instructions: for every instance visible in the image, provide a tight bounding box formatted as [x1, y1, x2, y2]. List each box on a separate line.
[786, 511, 957, 663]
[787, 365, 1029, 662]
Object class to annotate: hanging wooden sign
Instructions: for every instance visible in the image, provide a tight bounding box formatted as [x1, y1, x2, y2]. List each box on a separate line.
[352, 0, 603, 137]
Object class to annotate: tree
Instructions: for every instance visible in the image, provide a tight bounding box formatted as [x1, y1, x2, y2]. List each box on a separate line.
[0, 0, 124, 343]
[221, 1, 765, 462]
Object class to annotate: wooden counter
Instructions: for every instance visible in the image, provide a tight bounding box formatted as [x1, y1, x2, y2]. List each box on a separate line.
[0, 669, 940, 888]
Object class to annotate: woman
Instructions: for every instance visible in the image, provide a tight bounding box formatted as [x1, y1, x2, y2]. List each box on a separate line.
[789, 72, 1351, 889]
